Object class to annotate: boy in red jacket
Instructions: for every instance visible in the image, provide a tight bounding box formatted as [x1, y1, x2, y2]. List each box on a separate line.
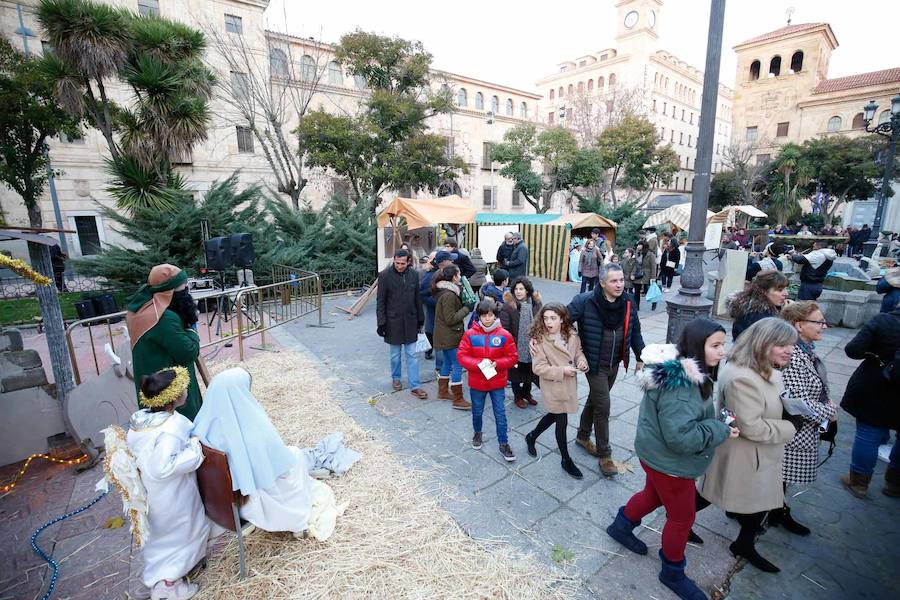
[457, 300, 519, 461]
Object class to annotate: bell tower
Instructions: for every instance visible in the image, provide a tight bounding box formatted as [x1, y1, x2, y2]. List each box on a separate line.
[614, 0, 662, 49]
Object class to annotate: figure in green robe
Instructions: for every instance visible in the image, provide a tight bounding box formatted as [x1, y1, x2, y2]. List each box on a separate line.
[126, 264, 203, 420]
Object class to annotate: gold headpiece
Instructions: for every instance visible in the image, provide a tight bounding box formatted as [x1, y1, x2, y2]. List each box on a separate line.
[139, 366, 190, 408]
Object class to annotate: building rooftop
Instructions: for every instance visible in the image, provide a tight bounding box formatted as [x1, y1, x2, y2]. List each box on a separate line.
[734, 22, 829, 47]
[812, 67, 900, 94]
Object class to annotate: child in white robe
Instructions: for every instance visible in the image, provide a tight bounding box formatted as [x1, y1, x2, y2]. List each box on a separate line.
[127, 366, 209, 600]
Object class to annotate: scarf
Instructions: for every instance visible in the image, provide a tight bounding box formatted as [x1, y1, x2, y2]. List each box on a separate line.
[595, 290, 628, 330]
[125, 264, 188, 348]
[517, 298, 533, 362]
[479, 319, 502, 333]
[798, 340, 830, 404]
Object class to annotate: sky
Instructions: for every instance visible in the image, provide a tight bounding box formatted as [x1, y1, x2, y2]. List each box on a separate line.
[264, 0, 900, 93]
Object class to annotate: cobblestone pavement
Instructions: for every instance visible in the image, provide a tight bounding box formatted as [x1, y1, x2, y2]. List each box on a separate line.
[1, 277, 897, 599]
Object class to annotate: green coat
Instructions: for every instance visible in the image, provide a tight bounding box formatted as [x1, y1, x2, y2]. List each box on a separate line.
[634, 358, 730, 479]
[132, 310, 202, 420]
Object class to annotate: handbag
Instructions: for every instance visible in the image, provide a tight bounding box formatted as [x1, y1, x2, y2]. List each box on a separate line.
[818, 421, 838, 467]
[633, 269, 645, 280]
[415, 332, 431, 353]
[460, 276, 478, 309]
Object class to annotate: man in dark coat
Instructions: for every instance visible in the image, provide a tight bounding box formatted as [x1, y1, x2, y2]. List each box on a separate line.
[377, 249, 428, 399]
[506, 233, 529, 279]
[567, 263, 645, 476]
[496, 232, 516, 268]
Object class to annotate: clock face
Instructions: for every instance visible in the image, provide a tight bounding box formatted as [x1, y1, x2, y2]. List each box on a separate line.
[649, 10, 657, 28]
[624, 10, 639, 29]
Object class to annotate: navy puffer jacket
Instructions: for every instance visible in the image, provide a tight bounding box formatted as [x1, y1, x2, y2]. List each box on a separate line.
[567, 288, 645, 374]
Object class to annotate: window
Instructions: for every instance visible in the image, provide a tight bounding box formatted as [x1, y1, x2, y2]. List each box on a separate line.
[457, 88, 467, 107]
[686, 156, 690, 169]
[790, 51, 803, 73]
[230, 71, 249, 100]
[482, 186, 496, 209]
[672, 105, 677, 118]
[577, 81, 584, 92]
[745, 126, 758, 142]
[749, 59, 760, 81]
[679, 132, 684, 145]
[269, 48, 289, 78]
[236, 126, 253, 153]
[74, 216, 101, 255]
[491, 95, 499, 113]
[519, 102, 528, 118]
[41, 40, 54, 55]
[681, 109, 685, 121]
[354, 74, 366, 90]
[512, 189, 522, 208]
[826, 116, 842, 132]
[558, 86, 564, 97]
[549, 89, 555, 100]
[605, 100, 614, 113]
[548, 111, 554, 123]
[224, 14, 242, 34]
[675, 177, 679, 190]
[579, 60, 586, 67]
[59, 131, 84, 144]
[505, 98, 513, 116]
[769, 55, 781, 77]
[716, 144, 720, 154]
[661, 127, 665, 138]
[327, 61, 342, 85]
[670, 130, 675, 142]
[587, 79, 594, 91]
[567, 84, 574, 96]
[687, 134, 691, 146]
[475, 92, 484, 110]
[652, 99, 657, 112]
[690, 112, 694, 124]
[481, 142, 493, 170]
[138, 0, 159, 16]
[663, 101, 667, 114]
[300, 55, 316, 81]
[609, 73, 616, 86]
[597, 76, 605, 89]
[756, 154, 771, 165]
[851, 113, 865, 129]
[776, 121, 790, 137]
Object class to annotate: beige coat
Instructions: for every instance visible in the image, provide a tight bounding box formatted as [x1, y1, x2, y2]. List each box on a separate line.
[529, 332, 586, 414]
[699, 363, 797, 513]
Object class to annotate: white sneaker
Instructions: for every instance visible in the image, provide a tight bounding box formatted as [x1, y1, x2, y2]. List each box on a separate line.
[151, 579, 199, 600]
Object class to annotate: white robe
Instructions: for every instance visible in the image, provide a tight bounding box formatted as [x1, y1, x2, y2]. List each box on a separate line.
[127, 410, 210, 587]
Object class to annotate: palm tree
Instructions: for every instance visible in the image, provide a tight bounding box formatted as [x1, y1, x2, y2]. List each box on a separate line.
[38, 0, 214, 211]
[769, 144, 811, 225]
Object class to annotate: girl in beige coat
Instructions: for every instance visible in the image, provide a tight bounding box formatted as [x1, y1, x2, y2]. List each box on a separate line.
[524, 303, 588, 479]
[697, 317, 799, 574]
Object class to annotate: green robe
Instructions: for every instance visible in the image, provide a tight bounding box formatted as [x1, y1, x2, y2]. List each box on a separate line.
[132, 310, 202, 420]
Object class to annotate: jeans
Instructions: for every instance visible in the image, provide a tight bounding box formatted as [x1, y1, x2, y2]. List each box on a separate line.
[390, 343, 421, 388]
[798, 281, 824, 301]
[632, 283, 644, 310]
[625, 461, 697, 562]
[850, 421, 899, 476]
[470, 388, 508, 445]
[580, 276, 598, 293]
[439, 347, 463, 384]
[577, 366, 620, 458]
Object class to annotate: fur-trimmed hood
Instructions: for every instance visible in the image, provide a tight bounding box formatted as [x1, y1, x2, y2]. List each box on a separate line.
[636, 344, 706, 390]
[502, 289, 542, 309]
[435, 280, 461, 295]
[727, 290, 778, 319]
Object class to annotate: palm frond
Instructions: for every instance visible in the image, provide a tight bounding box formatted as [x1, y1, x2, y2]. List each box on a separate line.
[105, 155, 185, 212]
[38, 0, 131, 80]
[37, 52, 84, 116]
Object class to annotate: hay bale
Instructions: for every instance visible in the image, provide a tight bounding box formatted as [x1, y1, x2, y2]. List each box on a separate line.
[197, 353, 575, 599]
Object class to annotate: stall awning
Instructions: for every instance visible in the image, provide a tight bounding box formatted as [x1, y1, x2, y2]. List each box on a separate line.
[708, 205, 768, 225]
[553, 213, 618, 229]
[376, 196, 477, 229]
[474, 212, 618, 228]
[643, 203, 712, 231]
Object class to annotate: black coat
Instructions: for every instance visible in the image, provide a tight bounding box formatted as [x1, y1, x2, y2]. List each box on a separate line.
[496, 242, 514, 267]
[840, 308, 900, 429]
[453, 252, 476, 278]
[376, 265, 423, 345]
[660, 247, 681, 274]
[507, 242, 529, 279]
[567, 288, 645, 374]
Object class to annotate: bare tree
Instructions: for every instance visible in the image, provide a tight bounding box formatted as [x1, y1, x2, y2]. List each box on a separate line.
[722, 143, 770, 207]
[563, 85, 645, 148]
[203, 21, 330, 210]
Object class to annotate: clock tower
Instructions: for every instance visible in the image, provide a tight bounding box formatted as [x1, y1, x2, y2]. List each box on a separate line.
[614, 0, 661, 50]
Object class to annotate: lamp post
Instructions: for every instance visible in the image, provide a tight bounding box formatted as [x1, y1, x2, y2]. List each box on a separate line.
[665, 0, 726, 343]
[486, 110, 495, 208]
[861, 92, 900, 257]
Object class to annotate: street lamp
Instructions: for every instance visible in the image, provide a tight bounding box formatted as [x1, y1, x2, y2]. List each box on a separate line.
[861, 90, 900, 257]
[485, 110, 495, 209]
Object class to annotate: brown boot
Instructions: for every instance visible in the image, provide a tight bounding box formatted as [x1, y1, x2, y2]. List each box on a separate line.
[450, 383, 471, 411]
[437, 376, 452, 400]
[883, 466, 900, 498]
[840, 470, 872, 499]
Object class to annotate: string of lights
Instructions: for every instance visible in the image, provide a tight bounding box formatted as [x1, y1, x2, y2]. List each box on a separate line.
[0, 453, 89, 494]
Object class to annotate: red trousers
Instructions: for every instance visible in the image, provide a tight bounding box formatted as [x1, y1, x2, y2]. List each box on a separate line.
[623, 461, 696, 562]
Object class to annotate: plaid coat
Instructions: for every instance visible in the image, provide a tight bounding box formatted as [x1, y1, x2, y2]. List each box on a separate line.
[781, 345, 837, 484]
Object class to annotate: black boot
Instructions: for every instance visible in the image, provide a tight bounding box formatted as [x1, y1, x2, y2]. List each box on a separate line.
[525, 431, 537, 457]
[561, 457, 583, 479]
[729, 540, 780, 573]
[658, 549, 708, 600]
[688, 529, 704, 544]
[768, 504, 810, 536]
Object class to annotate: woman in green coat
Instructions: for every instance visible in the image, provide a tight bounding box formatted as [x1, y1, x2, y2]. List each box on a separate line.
[126, 264, 203, 420]
[606, 318, 735, 600]
[432, 265, 471, 410]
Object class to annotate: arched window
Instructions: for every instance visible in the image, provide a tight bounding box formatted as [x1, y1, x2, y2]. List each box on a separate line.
[353, 74, 366, 89]
[749, 59, 760, 81]
[327, 61, 342, 85]
[851, 112, 865, 129]
[654, 73, 659, 86]
[826, 115, 842, 132]
[577, 81, 584, 92]
[491, 95, 499, 113]
[519, 102, 528, 118]
[457, 88, 467, 107]
[300, 55, 316, 81]
[790, 51, 803, 73]
[609, 73, 617, 86]
[549, 89, 555, 100]
[269, 48, 288, 78]
[769, 55, 781, 77]
[597, 76, 605, 89]
[587, 79, 594, 91]
[475, 92, 484, 110]
[505, 98, 513, 115]
[664, 77, 669, 89]
[567, 84, 574, 95]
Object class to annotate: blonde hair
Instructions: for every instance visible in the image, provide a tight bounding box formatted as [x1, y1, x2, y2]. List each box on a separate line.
[728, 317, 797, 378]
[780, 301, 820, 325]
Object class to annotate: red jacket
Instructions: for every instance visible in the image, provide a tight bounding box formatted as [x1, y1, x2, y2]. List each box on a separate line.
[457, 321, 519, 391]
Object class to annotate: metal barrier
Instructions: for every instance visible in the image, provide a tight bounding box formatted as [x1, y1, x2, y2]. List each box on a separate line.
[64, 272, 323, 383]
